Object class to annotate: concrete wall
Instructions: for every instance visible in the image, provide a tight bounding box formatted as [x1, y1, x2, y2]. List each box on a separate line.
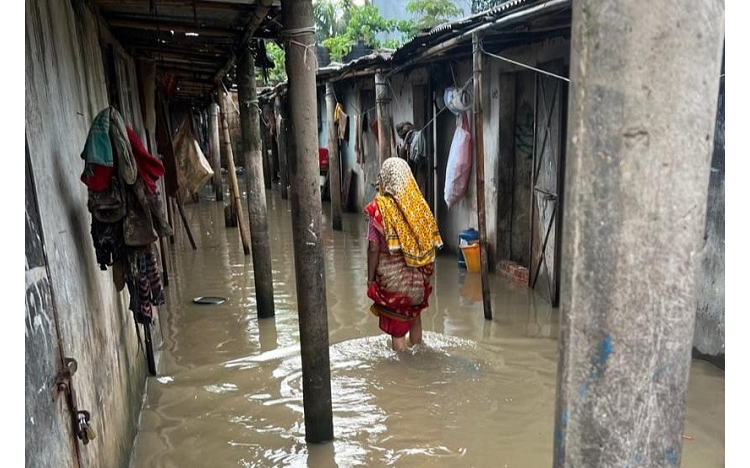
[25, 1, 155, 466]
[693, 78, 725, 357]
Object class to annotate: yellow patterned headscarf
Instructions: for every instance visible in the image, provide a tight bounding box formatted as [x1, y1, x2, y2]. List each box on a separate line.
[370, 157, 443, 267]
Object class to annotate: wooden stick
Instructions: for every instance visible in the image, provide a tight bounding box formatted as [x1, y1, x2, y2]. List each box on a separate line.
[167, 196, 175, 245]
[176, 194, 197, 250]
[325, 83, 343, 230]
[473, 33, 493, 320]
[217, 87, 251, 255]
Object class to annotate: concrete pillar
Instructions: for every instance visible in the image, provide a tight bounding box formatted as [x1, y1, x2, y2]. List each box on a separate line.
[281, 0, 334, 444]
[208, 102, 224, 201]
[238, 47, 275, 319]
[553, 1, 725, 467]
[325, 83, 343, 230]
[375, 71, 393, 164]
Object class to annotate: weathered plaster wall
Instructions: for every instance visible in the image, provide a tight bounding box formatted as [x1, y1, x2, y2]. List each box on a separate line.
[693, 79, 725, 357]
[25, 1, 153, 466]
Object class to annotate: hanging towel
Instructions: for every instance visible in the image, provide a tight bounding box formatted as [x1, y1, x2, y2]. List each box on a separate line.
[81, 108, 114, 168]
[109, 108, 138, 185]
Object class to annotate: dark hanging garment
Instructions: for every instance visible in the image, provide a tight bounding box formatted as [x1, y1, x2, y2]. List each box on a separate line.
[126, 247, 165, 324]
[90, 218, 124, 271]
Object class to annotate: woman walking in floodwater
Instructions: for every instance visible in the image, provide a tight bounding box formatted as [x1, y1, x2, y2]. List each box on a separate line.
[365, 157, 443, 351]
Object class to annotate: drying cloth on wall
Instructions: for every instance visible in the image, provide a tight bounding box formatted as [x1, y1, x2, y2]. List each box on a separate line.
[81, 164, 116, 192]
[355, 114, 363, 164]
[334, 103, 349, 141]
[80, 107, 137, 189]
[91, 218, 124, 271]
[81, 108, 113, 168]
[126, 247, 165, 325]
[109, 108, 138, 185]
[127, 126, 165, 194]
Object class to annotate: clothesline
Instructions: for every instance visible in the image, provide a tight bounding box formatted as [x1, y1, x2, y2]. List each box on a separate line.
[478, 39, 570, 82]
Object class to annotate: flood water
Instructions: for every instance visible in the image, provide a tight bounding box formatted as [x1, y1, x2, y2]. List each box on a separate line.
[129, 187, 724, 468]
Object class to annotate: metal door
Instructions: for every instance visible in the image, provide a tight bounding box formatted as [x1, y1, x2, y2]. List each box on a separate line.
[529, 61, 567, 306]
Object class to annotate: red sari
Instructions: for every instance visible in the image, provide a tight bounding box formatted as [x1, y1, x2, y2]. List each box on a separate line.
[365, 199, 435, 338]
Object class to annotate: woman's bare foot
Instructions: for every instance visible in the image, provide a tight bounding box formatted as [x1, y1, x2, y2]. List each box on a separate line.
[408, 317, 423, 346]
[392, 336, 408, 352]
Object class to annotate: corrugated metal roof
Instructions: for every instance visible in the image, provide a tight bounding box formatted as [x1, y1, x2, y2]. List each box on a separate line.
[308, 0, 571, 87]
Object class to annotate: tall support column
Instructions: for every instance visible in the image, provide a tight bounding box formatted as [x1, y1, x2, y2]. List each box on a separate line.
[472, 34, 492, 320]
[281, 0, 333, 444]
[208, 102, 224, 201]
[325, 83, 343, 231]
[218, 86, 251, 255]
[238, 47, 276, 318]
[553, 2, 725, 467]
[374, 71, 393, 164]
[274, 94, 290, 200]
[261, 108, 273, 190]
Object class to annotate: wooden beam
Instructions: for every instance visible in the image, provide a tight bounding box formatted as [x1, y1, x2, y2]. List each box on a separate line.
[93, 0, 249, 11]
[107, 18, 240, 37]
[214, 0, 274, 82]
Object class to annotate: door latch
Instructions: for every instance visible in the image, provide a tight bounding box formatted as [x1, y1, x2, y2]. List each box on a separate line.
[52, 358, 96, 446]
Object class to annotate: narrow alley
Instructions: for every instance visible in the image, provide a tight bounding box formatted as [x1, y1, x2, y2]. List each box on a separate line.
[24, 1, 727, 467]
[127, 183, 724, 468]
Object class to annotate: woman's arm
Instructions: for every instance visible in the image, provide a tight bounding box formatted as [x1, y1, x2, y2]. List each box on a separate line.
[367, 240, 380, 283]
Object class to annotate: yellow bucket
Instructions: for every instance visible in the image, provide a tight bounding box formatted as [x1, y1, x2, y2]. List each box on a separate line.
[460, 242, 481, 273]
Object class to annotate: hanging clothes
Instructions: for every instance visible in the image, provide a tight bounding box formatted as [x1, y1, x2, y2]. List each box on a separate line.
[334, 103, 349, 141]
[355, 113, 362, 164]
[127, 126, 165, 194]
[125, 247, 165, 325]
[81, 107, 173, 273]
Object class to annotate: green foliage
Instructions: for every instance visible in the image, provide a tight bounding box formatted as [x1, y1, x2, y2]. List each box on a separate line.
[344, 4, 395, 47]
[265, 41, 287, 84]
[406, 0, 462, 31]
[318, 2, 396, 62]
[322, 35, 354, 62]
[313, 0, 348, 42]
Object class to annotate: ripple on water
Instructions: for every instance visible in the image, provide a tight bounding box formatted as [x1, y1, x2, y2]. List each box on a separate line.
[213, 331, 554, 467]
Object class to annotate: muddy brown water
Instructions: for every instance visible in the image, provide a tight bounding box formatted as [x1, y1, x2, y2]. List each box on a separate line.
[129, 190, 724, 468]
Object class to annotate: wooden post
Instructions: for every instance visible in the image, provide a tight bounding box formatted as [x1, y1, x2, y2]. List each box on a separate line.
[260, 103, 273, 190]
[325, 83, 343, 231]
[375, 71, 393, 164]
[281, 0, 333, 444]
[472, 34, 492, 320]
[167, 196, 175, 245]
[208, 102, 224, 201]
[274, 94, 290, 200]
[238, 47, 276, 318]
[175, 194, 197, 250]
[553, 1, 724, 466]
[217, 86, 251, 256]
